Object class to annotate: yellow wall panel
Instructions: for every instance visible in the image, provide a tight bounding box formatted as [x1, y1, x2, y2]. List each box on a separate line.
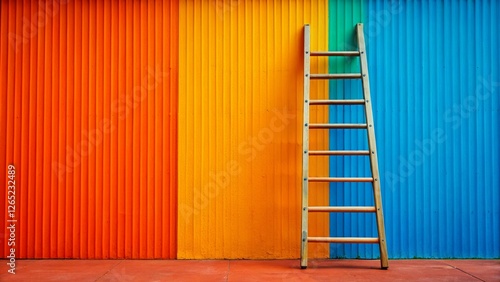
[179, 0, 330, 259]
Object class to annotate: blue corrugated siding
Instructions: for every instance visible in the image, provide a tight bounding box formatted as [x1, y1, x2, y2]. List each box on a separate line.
[328, 0, 500, 258]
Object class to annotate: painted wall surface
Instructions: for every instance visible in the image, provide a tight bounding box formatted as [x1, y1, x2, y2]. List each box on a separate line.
[328, 0, 500, 259]
[0, 0, 178, 258]
[178, 0, 330, 259]
[1, 0, 498, 260]
[327, 0, 373, 259]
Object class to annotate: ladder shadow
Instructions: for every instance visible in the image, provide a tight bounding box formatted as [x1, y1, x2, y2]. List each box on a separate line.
[293, 259, 383, 270]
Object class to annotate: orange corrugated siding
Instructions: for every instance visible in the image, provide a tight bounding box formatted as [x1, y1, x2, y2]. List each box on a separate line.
[178, 0, 330, 259]
[0, 0, 178, 259]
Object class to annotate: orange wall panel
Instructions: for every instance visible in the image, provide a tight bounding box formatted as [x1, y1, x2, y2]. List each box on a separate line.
[0, 0, 178, 259]
[178, 0, 330, 259]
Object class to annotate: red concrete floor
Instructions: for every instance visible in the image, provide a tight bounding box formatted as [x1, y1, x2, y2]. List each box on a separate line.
[0, 259, 499, 282]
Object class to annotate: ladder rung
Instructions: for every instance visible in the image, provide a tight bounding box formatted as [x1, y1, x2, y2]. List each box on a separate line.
[308, 206, 376, 213]
[310, 73, 362, 79]
[309, 99, 365, 105]
[310, 51, 360, 57]
[309, 123, 367, 129]
[308, 237, 379, 243]
[308, 177, 373, 182]
[309, 150, 370, 156]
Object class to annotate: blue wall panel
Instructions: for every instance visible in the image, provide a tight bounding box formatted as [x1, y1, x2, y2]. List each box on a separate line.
[328, 0, 500, 258]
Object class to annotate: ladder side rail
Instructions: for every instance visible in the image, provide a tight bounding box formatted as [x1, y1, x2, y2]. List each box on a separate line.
[300, 24, 311, 269]
[356, 23, 389, 269]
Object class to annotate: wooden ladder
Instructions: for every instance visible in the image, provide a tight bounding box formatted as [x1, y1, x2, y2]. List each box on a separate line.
[300, 23, 389, 269]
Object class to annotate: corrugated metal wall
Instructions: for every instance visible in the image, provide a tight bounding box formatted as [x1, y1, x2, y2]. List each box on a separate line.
[327, 0, 374, 259]
[177, 0, 330, 259]
[1, 0, 498, 260]
[328, 0, 500, 258]
[0, 0, 178, 258]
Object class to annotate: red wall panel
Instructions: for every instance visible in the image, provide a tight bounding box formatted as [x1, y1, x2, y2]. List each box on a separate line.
[0, 0, 178, 259]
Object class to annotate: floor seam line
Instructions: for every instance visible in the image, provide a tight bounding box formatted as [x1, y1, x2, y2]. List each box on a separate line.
[94, 260, 124, 282]
[226, 260, 231, 282]
[442, 262, 485, 282]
